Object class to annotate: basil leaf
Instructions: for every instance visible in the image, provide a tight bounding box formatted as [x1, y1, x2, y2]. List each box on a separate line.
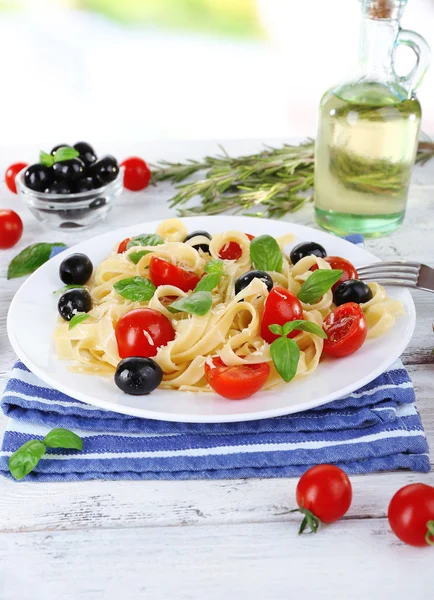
[7, 242, 67, 279]
[204, 259, 225, 275]
[69, 313, 90, 330]
[250, 235, 283, 273]
[128, 250, 149, 265]
[53, 284, 83, 295]
[39, 150, 54, 167]
[268, 324, 283, 336]
[8, 440, 46, 481]
[53, 146, 79, 163]
[281, 320, 327, 339]
[270, 337, 300, 383]
[127, 234, 163, 250]
[297, 269, 343, 304]
[43, 428, 83, 451]
[168, 291, 212, 316]
[194, 272, 221, 293]
[113, 276, 156, 302]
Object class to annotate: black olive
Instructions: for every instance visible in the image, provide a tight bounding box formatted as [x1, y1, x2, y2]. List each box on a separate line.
[114, 357, 163, 395]
[89, 197, 107, 210]
[24, 164, 54, 192]
[53, 158, 85, 182]
[73, 177, 96, 193]
[50, 144, 69, 156]
[59, 253, 93, 285]
[235, 270, 273, 295]
[290, 242, 327, 265]
[183, 230, 212, 253]
[73, 141, 97, 167]
[45, 181, 72, 194]
[333, 279, 373, 306]
[58, 288, 92, 321]
[92, 155, 119, 185]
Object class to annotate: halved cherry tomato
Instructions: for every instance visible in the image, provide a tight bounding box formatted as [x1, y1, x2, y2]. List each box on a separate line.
[149, 256, 200, 292]
[118, 237, 131, 253]
[322, 302, 367, 358]
[5, 162, 28, 194]
[388, 483, 434, 547]
[218, 234, 254, 261]
[295, 465, 352, 533]
[260, 287, 303, 343]
[115, 308, 175, 359]
[204, 357, 270, 400]
[311, 256, 358, 291]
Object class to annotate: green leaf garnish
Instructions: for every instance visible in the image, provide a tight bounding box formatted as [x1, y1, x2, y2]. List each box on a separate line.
[250, 235, 283, 273]
[194, 273, 222, 293]
[128, 250, 149, 265]
[7, 243, 67, 280]
[8, 440, 47, 481]
[270, 336, 300, 383]
[168, 291, 212, 316]
[53, 284, 84, 295]
[268, 324, 283, 336]
[127, 234, 163, 250]
[68, 313, 90, 330]
[297, 269, 343, 304]
[39, 150, 54, 167]
[204, 259, 225, 275]
[43, 428, 83, 451]
[53, 146, 79, 163]
[113, 276, 156, 302]
[280, 320, 327, 339]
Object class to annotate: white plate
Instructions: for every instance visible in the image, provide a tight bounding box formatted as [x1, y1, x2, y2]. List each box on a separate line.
[7, 216, 415, 423]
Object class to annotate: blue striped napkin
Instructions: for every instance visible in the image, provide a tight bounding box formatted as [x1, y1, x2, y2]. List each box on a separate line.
[0, 360, 429, 481]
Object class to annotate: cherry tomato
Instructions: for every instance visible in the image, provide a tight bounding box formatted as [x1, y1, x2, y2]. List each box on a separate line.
[388, 483, 434, 547]
[5, 162, 28, 194]
[204, 357, 270, 400]
[118, 237, 131, 253]
[120, 157, 152, 191]
[311, 256, 358, 291]
[295, 464, 352, 533]
[322, 302, 367, 358]
[218, 234, 254, 261]
[0, 209, 23, 249]
[115, 308, 175, 359]
[149, 256, 200, 292]
[260, 287, 303, 343]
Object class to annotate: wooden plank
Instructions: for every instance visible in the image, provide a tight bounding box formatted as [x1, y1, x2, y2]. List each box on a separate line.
[0, 520, 432, 600]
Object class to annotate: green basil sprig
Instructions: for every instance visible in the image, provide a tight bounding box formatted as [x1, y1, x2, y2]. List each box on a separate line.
[113, 276, 156, 302]
[204, 259, 225, 275]
[297, 269, 343, 304]
[7, 242, 67, 280]
[194, 261, 226, 293]
[8, 428, 83, 481]
[68, 313, 90, 330]
[168, 291, 212, 316]
[128, 250, 149, 265]
[270, 320, 327, 382]
[250, 235, 283, 273]
[127, 234, 163, 250]
[39, 146, 79, 168]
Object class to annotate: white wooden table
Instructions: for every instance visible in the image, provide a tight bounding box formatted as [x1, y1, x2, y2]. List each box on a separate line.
[0, 140, 434, 600]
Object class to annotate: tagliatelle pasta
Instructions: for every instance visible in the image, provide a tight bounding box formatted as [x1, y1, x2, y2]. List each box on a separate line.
[53, 218, 404, 393]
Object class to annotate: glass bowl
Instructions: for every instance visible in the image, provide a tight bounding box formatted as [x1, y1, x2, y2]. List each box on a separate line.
[16, 169, 124, 230]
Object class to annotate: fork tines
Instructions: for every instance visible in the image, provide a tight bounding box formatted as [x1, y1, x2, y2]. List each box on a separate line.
[357, 261, 421, 288]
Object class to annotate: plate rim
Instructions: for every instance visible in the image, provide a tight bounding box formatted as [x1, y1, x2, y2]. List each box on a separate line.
[7, 215, 416, 423]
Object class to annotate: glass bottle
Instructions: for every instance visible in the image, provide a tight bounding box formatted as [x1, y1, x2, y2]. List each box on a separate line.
[314, 0, 431, 237]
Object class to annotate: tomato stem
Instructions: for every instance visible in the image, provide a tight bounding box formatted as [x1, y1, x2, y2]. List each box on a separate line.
[289, 506, 322, 535]
[425, 520, 434, 546]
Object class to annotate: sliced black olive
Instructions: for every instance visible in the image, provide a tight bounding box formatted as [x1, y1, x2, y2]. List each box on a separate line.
[24, 164, 54, 192]
[59, 253, 93, 285]
[53, 158, 85, 182]
[73, 141, 97, 167]
[45, 181, 72, 194]
[333, 279, 373, 306]
[290, 242, 327, 265]
[92, 155, 119, 185]
[58, 288, 92, 321]
[235, 270, 273, 295]
[114, 357, 163, 395]
[183, 230, 212, 253]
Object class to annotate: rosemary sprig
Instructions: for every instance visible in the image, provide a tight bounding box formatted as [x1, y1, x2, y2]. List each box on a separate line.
[151, 139, 434, 219]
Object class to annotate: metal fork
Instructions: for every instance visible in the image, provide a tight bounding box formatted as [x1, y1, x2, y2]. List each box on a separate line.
[357, 261, 434, 292]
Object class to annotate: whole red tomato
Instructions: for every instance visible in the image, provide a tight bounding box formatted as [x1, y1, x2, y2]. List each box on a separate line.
[5, 162, 28, 194]
[295, 464, 352, 534]
[204, 357, 270, 400]
[388, 483, 434, 546]
[115, 308, 175, 359]
[121, 157, 152, 191]
[0, 209, 23, 249]
[260, 287, 303, 343]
